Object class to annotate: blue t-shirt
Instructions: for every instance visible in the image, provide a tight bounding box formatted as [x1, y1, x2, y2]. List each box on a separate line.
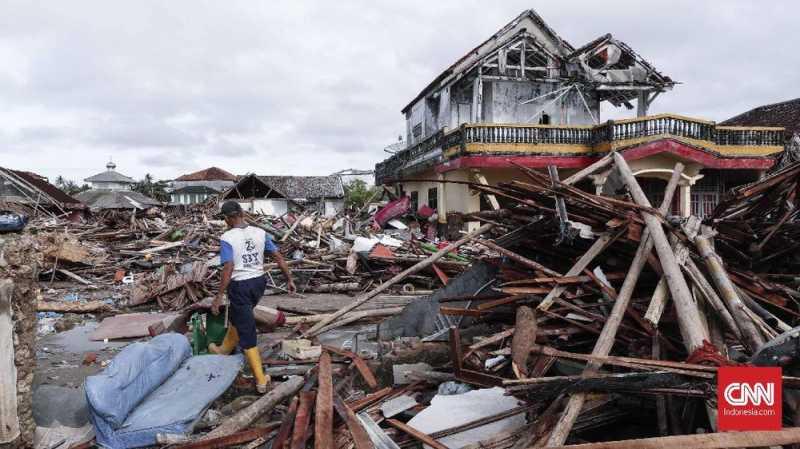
[219, 226, 278, 281]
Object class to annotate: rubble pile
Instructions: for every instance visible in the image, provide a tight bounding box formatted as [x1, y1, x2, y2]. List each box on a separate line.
[14, 156, 800, 449]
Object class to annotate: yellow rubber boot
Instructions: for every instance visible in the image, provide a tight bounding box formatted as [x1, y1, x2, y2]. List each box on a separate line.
[208, 326, 239, 355]
[243, 347, 270, 393]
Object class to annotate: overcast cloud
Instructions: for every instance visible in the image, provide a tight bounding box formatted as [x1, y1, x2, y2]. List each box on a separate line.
[0, 1, 798, 183]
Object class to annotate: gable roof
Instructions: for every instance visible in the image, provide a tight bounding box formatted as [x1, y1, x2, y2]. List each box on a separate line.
[0, 167, 84, 209]
[722, 98, 800, 137]
[224, 174, 345, 201]
[257, 175, 344, 200]
[402, 9, 572, 114]
[172, 185, 220, 194]
[175, 166, 237, 181]
[85, 169, 136, 184]
[75, 190, 161, 210]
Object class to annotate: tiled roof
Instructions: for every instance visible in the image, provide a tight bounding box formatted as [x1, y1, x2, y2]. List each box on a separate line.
[175, 166, 237, 181]
[722, 98, 800, 136]
[84, 169, 136, 183]
[255, 175, 344, 200]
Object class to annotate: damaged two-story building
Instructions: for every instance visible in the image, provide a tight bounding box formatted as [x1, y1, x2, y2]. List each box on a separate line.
[375, 9, 785, 231]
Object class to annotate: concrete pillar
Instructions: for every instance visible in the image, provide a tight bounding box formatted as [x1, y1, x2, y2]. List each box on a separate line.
[679, 183, 691, 217]
[437, 172, 447, 225]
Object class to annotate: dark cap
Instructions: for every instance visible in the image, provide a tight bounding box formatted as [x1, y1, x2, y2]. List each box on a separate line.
[220, 200, 243, 217]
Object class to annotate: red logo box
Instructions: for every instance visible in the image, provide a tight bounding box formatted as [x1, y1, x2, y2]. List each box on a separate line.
[717, 366, 782, 431]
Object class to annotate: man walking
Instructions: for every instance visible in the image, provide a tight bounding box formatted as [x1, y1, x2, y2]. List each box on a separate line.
[210, 201, 296, 393]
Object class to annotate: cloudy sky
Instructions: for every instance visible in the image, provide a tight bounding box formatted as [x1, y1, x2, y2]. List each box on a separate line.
[0, 1, 797, 183]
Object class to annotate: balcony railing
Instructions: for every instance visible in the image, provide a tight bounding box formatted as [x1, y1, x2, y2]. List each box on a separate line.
[375, 114, 786, 184]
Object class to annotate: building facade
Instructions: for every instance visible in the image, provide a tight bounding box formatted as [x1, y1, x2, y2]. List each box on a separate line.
[170, 167, 237, 205]
[375, 10, 784, 230]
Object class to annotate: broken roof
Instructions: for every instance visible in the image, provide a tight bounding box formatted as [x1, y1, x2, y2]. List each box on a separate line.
[722, 98, 800, 136]
[75, 190, 161, 210]
[257, 175, 344, 200]
[174, 167, 237, 182]
[85, 169, 136, 184]
[225, 174, 344, 201]
[0, 167, 84, 210]
[401, 9, 674, 113]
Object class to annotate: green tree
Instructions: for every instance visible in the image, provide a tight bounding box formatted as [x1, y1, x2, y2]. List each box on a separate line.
[344, 179, 378, 211]
[54, 176, 91, 195]
[132, 173, 170, 202]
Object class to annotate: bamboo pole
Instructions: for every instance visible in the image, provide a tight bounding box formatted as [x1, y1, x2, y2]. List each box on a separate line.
[544, 162, 684, 447]
[612, 152, 708, 352]
[303, 223, 494, 337]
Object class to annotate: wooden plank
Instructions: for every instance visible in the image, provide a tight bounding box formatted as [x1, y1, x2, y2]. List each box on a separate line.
[291, 391, 315, 449]
[386, 418, 450, 449]
[0, 279, 19, 444]
[322, 345, 379, 389]
[314, 352, 334, 449]
[333, 394, 374, 449]
[271, 397, 298, 449]
[540, 428, 800, 449]
[537, 232, 614, 311]
[174, 426, 278, 449]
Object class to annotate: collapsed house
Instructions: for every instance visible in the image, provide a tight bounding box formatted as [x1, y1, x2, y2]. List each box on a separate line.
[169, 166, 237, 205]
[375, 9, 785, 232]
[0, 167, 84, 218]
[75, 190, 161, 211]
[222, 174, 345, 217]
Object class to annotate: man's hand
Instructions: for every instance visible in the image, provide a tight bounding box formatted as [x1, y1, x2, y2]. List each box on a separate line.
[286, 278, 297, 294]
[211, 295, 223, 315]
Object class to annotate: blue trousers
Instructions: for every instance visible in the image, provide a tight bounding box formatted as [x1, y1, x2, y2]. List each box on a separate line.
[227, 275, 267, 349]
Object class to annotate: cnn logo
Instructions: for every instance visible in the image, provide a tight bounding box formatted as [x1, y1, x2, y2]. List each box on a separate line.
[717, 367, 781, 431]
[723, 382, 774, 406]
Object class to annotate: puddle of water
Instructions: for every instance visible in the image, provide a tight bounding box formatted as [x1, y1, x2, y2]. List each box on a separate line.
[39, 322, 129, 355]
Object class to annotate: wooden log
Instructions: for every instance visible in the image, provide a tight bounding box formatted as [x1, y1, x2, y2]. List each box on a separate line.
[308, 282, 360, 293]
[205, 376, 304, 439]
[539, 428, 800, 449]
[612, 152, 708, 351]
[314, 352, 334, 449]
[37, 300, 114, 313]
[693, 231, 765, 351]
[511, 306, 537, 378]
[0, 279, 20, 444]
[303, 223, 494, 337]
